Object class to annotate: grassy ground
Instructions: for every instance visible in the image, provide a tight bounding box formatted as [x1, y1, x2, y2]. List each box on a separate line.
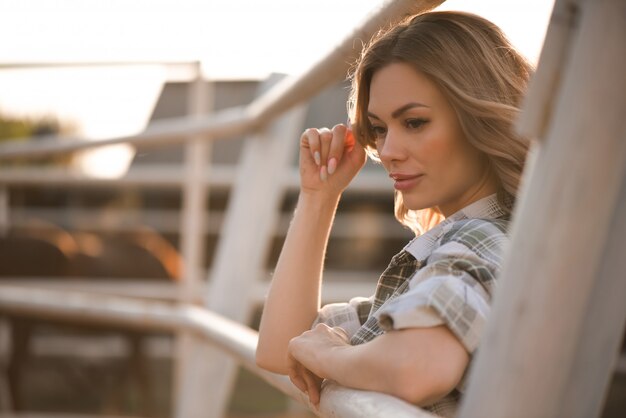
[13, 354, 313, 418]
[6, 332, 624, 418]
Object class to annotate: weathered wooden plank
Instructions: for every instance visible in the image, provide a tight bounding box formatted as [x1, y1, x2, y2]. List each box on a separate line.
[459, 0, 626, 417]
[516, 0, 582, 140]
[320, 381, 438, 418]
[0, 0, 445, 162]
[173, 64, 215, 418]
[0, 285, 435, 417]
[0, 278, 378, 307]
[198, 73, 308, 418]
[558, 147, 626, 417]
[0, 164, 392, 192]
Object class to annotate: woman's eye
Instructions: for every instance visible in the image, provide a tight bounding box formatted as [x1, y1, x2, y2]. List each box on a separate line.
[370, 125, 387, 138]
[406, 118, 429, 129]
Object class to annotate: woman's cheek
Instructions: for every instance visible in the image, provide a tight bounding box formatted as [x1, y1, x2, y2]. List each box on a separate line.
[417, 130, 454, 169]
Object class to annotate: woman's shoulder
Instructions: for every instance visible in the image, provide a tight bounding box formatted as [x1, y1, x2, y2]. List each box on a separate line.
[439, 216, 510, 252]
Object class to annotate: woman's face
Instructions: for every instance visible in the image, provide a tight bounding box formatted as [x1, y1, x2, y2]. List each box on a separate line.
[367, 62, 497, 217]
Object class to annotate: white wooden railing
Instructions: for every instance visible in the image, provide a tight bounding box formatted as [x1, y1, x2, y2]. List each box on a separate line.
[0, 285, 436, 418]
[2, 0, 626, 418]
[0, 1, 444, 417]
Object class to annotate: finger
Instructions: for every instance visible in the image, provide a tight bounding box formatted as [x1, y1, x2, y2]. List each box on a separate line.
[302, 369, 321, 406]
[287, 352, 306, 391]
[332, 326, 350, 342]
[289, 369, 308, 394]
[345, 134, 367, 168]
[327, 124, 347, 175]
[318, 127, 332, 172]
[308, 383, 320, 409]
[288, 359, 310, 394]
[345, 124, 356, 151]
[301, 128, 321, 167]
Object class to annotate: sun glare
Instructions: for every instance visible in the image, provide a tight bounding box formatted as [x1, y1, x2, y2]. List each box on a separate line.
[0, 0, 554, 178]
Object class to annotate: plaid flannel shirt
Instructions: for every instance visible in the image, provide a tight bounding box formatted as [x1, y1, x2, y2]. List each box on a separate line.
[313, 194, 510, 417]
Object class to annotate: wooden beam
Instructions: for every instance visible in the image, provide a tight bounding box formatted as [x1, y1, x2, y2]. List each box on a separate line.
[0, 1, 444, 162]
[173, 63, 215, 418]
[516, 0, 582, 140]
[0, 285, 438, 417]
[558, 141, 626, 418]
[197, 74, 308, 418]
[0, 277, 379, 306]
[459, 0, 626, 417]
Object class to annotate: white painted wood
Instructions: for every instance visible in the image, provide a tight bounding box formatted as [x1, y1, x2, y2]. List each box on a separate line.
[0, 164, 392, 192]
[320, 381, 438, 418]
[0, 277, 378, 307]
[558, 155, 626, 418]
[0, 62, 202, 87]
[179, 62, 212, 303]
[0, 0, 444, 161]
[459, 0, 626, 417]
[174, 63, 217, 418]
[0, 2, 455, 416]
[198, 74, 309, 418]
[516, 0, 581, 140]
[0, 285, 434, 417]
[0, 285, 296, 398]
[246, 0, 445, 125]
[0, 106, 250, 160]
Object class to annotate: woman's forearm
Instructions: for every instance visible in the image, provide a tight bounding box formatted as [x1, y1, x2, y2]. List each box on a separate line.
[319, 327, 469, 405]
[256, 192, 340, 374]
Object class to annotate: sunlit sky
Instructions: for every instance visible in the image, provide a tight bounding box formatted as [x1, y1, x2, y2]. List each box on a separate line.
[0, 0, 554, 176]
[2, 0, 553, 75]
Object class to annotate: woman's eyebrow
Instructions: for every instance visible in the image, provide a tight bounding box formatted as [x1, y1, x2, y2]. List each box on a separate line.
[391, 102, 429, 118]
[367, 102, 429, 121]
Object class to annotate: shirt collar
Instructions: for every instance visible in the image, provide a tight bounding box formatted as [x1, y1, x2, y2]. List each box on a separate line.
[403, 194, 505, 260]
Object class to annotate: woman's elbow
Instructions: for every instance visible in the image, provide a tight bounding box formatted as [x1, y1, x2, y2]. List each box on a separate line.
[392, 361, 464, 405]
[395, 376, 456, 406]
[255, 347, 289, 375]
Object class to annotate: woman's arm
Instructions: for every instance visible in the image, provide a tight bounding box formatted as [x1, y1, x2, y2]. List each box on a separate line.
[286, 221, 505, 406]
[256, 192, 340, 374]
[256, 124, 366, 374]
[289, 323, 469, 406]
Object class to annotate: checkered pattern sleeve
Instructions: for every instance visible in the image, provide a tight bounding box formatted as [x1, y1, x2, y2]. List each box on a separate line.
[312, 295, 374, 338]
[375, 218, 509, 353]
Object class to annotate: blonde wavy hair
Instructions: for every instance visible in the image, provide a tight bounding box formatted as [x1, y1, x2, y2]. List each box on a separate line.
[348, 11, 533, 234]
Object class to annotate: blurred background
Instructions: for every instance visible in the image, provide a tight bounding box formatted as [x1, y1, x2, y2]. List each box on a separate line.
[0, 0, 623, 417]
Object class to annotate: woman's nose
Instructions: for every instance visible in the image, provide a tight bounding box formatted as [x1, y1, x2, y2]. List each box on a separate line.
[378, 130, 406, 163]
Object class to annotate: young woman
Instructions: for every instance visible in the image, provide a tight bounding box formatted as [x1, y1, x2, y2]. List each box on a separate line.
[256, 11, 532, 417]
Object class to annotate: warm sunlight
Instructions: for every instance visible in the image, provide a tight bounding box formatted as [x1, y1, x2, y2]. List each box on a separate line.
[0, 0, 554, 177]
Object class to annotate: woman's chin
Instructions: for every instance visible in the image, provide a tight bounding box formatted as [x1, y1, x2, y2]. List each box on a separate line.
[401, 195, 433, 212]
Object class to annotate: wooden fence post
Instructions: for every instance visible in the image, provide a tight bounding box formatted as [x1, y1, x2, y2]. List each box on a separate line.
[191, 75, 308, 418]
[458, 0, 626, 417]
[174, 62, 215, 418]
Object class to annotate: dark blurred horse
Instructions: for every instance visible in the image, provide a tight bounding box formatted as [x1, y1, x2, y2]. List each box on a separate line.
[0, 220, 182, 416]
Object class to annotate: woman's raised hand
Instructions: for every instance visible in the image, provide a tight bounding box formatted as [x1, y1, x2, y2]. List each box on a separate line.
[299, 123, 366, 198]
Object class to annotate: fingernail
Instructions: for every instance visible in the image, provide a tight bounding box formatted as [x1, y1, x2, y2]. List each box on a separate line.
[320, 166, 328, 182]
[328, 157, 337, 175]
[314, 151, 321, 166]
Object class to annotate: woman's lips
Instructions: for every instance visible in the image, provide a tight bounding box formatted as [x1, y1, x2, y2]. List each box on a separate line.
[390, 173, 424, 191]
